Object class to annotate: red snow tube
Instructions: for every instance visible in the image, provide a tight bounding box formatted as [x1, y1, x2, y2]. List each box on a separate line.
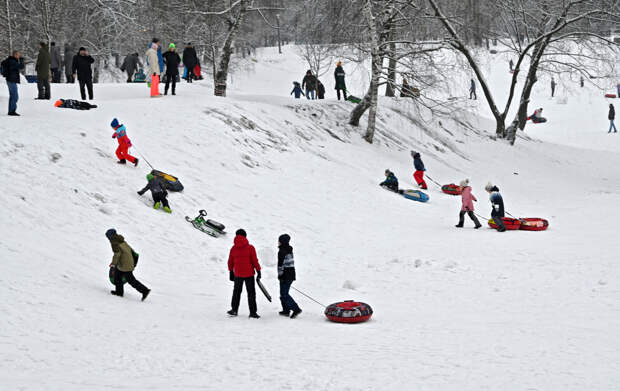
[518, 218, 549, 231]
[441, 183, 462, 195]
[325, 300, 373, 323]
[488, 217, 521, 230]
[604, 93, 617, 98]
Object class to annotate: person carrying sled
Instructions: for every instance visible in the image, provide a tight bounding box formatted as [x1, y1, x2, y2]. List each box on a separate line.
[290, 81, 305, 99]
[227, 229, 262, 318]
[182, 43, 198, 83]
[163, 43, 181, 95]
[485, 182, 506, 232]
[411, 151, 428, 189]
[302, 70, 317, 100]
[137, 173, 171, 213]
[106, 228, 150, 301]
[380, 169, 400, 193]
[528, 108, 546, 123]
[146, 41, 161, 97]
[455, 179, 482, 229]
[334, 61, 347, 101]
[110, 118, 139, 166]
[608, 103, 616, 133]
[277, 234, 302, 319]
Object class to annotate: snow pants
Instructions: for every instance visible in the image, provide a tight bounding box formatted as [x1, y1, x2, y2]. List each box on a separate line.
[458, 210, 481, 227]
[37, 79, 50, 99]
[164, 73, 176, 95]
[492, 214, 506, 231]
[153, 192, 169, 208]
[113, 268, 148, 296]
[414, 170, 427, 189]
[116, 142, 136, 164]
[79, 79, 93, 100]
[150, 74, 160, 96]
[336, 88, 347, 101]
[231, 276, 257, 314]
[279, 280, 300, 313]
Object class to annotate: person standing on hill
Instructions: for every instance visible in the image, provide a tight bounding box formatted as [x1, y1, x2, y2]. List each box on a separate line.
[227, 229, 261, 319]
[110, 118, 138, 166]
[317, 80, 325, 99]
[138, 173, 171, 212]
[609, 103, 617, 133]
[2, 50, 25, 116]
[551, 77, 556, 98]
[106, 228, 150, 301]
[485, 183, 506, 232]
[277, 234, 302, 319]
[455, 179, 481, 229]
[121, 52, 142, 83]
[35, 42, 51, 100]
[50, 42, 62, 83]
[334, 61, 347, 101]
[411, 151, 427, 190]
[72, 47, 95, 100]
[469, 78, 476, 100]
[146, 42, 161, 97]
[302, 70, 317, 100]
[182, 43, 198, 83]
[290, 81, 305, 98]
[64, 44, 74, 83]
[162, 43, 181, 95]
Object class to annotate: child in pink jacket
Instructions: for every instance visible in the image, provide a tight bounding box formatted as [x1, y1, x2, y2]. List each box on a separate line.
[456, 179, 482, 228]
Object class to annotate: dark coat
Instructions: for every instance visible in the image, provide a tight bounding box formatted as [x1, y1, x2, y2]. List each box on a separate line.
[138, 177, 168, 198]
[489, 186, 505, 218]
[277, 244, 296, 281]
[413, 153, 425, 171]
[182, 46, 198, 68]
[163, 50, 181, 75]
[380, 172, 399, 191]
[36, 44, 51, 79]
[317, 81, 325, 99]
[50, 45, 62, 69]
[63, 47, 74, 75]
[334, 66, 346, 90]
[121, 53, 141, 75]
[609, 105, 615, 120]
[72, 53, 95, 81]
[302, 73, 317, 90]
[2, 56, 24, 83]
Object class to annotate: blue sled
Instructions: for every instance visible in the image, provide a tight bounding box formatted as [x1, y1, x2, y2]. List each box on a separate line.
[402, 189, 429, 202]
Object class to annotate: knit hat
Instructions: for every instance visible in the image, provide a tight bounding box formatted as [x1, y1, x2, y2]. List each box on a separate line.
[146, 173, 154, 181]
[105, 228, 117, 239]
[459, 179, 469, 187]
[235, 229, 247, 237]
[54, 99, 63, 107]
[169, 43, 176, 49]
[79, 47, 86, 51]
[485, 182, 494, 192]
[278, 234, 291, 245]
[110, 118, 119, 128]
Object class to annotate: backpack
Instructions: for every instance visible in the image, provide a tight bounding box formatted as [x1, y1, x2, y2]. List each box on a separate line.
[132, 249, 139, 267]
[0, 58, 8, 77]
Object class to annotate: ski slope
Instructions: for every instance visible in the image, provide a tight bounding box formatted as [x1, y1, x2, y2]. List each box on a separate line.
[1, 46, 619, 390]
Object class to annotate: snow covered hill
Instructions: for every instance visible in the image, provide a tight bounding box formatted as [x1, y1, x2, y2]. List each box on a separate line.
[1, 46, 619, 390]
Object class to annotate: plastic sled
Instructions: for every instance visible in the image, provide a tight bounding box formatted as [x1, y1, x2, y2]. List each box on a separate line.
[402, 189, 429, 202]
[605, 93, 617, 98]
[488, 217, 521, 230]
[151, 169, 183, 192]
[441, 184, 462, 195]
[518, 218, 549, 231]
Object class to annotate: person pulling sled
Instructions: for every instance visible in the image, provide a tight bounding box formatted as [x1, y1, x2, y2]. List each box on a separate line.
[485, 182, 506, 232]
[277, 234, 302, 319]
[138, 173, 171, 213]
[455, 179, 481, 229]
[110, 118, 138, 166]
[411, 151, 428, 189]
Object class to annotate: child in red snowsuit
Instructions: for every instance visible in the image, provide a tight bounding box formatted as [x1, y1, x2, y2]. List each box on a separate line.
[111, 118, 138, 166]
[411, 151, 427, 189]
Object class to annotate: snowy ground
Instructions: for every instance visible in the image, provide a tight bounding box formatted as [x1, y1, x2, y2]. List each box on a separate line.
[1, 46, 619, 390]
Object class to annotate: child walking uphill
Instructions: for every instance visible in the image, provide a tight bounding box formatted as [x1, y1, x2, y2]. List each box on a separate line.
[111, 118, 138, 166]
[455, 179, 482, 229]
[137, 173, 171, 213]
[411, 151, 427, 189]
[277, 234, 302, 319]
[291, 81, 305, 99]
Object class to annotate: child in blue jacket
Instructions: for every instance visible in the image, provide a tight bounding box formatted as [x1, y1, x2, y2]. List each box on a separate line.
[290, 82, 305, 99]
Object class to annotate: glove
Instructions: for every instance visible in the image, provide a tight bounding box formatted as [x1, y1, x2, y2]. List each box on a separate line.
[256, 270, 262, 280]
[229, 271, 235, 281]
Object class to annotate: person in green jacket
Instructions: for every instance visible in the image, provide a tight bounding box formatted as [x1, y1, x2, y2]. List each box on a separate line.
[106, 229, 150, 301]
[35, 42, 51, 100]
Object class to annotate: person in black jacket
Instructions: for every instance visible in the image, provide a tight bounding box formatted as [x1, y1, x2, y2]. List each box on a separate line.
[277, 234, 301, 318]
[334, 61, 347, 100]
[163, 43, 181, 95]
[317, 80, 325, 99]
[1, 51, 25, 116]
[137, 173, 171, 213]
[302, 70, 317, 100]
[485, 182, 506, 232]
[121, 52, 142, 82]
[72, 47, 95, 100]
[182, 43, 198, 83]
[608, 103, 616, 133]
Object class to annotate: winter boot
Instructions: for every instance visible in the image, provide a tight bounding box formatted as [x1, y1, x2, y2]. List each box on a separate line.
[117, 159, 126, 164]
[474, 224, 482, 229]
[141, 289, 150, 302]
[110, 290, 123, 297]
[153, 202, 161, 210]
[249, 313, 261, 319]
[227, 309, 238, 316]
[134, 158, 139, 167]
[8, 112, 19, 116]
[498, 227, 506, 232]
[163, 206, 171, 213]
[455, 224, 463, 228]
[279, 310, 290, 317]
[290, 309, 302, 319]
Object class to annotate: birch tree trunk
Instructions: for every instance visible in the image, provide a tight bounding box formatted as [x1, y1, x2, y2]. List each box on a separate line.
[385, 24, 396, 97]
[214, 0, 249, 97]
[5, 0, 12, 52]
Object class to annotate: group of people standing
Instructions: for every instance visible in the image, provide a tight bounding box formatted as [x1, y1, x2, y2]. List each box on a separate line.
[291, 61, 347, 101]
[142, 39, 199, 98]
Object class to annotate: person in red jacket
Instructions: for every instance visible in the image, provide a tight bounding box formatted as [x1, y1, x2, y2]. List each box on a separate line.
[110, 118, 138, 166]
[227, 229, 261, 318]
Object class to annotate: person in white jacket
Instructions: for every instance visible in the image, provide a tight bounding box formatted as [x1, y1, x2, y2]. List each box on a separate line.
[146, 42, 161, 97]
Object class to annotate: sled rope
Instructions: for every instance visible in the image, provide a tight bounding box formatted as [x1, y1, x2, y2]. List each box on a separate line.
[424, 174, 443, 188]
[132, 145, 155, 170]
[291, 286, 326, 308]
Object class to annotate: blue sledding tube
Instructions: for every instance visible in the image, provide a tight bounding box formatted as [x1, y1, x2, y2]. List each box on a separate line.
[402, 189, 429, 202]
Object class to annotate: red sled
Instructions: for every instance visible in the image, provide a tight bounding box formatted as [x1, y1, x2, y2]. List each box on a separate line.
[193, 64, 203, 79]
[325, 300, 373, 324]
[441, 183, 462, 195]
[605, 93, 617, 98]
[518, 218, 549, 231]
[488, 217, 521, 230]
